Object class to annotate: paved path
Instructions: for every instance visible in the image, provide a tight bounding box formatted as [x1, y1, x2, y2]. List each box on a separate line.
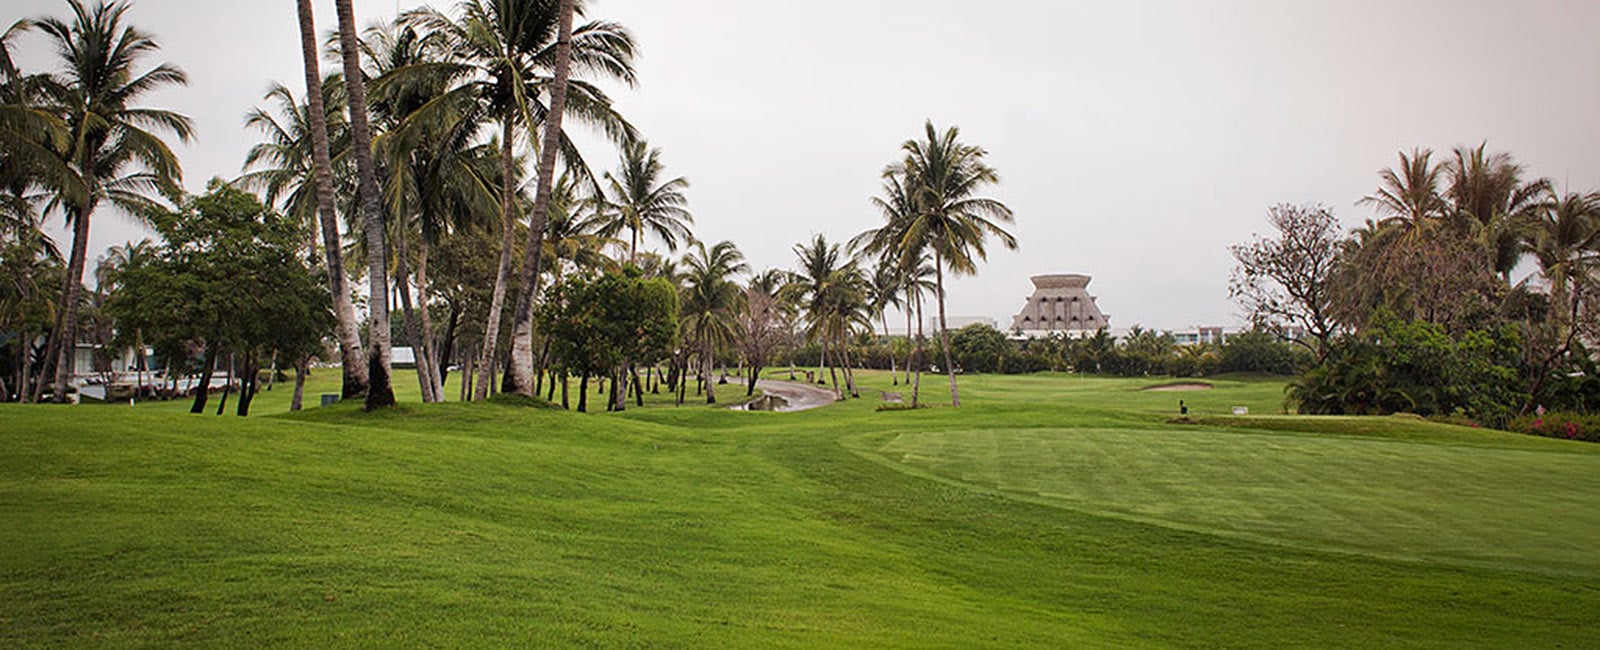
[750, 379, 839, 412]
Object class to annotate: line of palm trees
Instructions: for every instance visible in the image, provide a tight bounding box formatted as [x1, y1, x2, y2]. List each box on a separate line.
[2, 1, 1017, 410]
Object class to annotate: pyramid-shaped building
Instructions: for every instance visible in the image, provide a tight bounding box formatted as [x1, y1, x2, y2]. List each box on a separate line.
[1009, 274, 1109, 336]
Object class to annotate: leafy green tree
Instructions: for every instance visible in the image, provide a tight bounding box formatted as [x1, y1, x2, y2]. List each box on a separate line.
[107, 182, 333, 416]
[948, 323, 1007, 374]
[544, 269, 676, 412]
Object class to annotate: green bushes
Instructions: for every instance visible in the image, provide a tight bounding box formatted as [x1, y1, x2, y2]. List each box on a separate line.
[1506, 412, 1600, 443]
[1287, 316, 1525, 427]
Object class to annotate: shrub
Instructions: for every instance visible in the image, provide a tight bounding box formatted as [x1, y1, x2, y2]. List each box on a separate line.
[1506, 412, 1600, 443]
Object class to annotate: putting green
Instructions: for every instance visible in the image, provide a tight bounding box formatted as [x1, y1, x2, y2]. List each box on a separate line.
[857, 425, 1600, 575]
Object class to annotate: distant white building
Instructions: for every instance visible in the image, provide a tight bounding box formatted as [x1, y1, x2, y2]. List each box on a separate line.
[927, 316, 998, 333]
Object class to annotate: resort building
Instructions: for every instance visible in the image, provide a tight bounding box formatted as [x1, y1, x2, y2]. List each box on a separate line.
[1009, 274, 1110, 338]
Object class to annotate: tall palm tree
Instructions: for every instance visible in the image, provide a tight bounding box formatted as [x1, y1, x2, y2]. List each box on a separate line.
[401, 0, 636, 400]
[597, 138, 693, 264]
[367, 19, 505, 403]
[680, 240, 746, 404]
[507, 0, 586, 397]
[30, 0, 194, 403]
[784, 234, 867, 400]
[884, 121, 1016, 407]
[241, 41, 368, 399]
[333, 0, 396, 410]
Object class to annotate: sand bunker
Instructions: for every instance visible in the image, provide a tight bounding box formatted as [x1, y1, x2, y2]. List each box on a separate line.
[1142, 382, 1214, 392]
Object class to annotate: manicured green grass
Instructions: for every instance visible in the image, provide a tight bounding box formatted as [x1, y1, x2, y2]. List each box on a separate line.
[2, 370, 1597, 646]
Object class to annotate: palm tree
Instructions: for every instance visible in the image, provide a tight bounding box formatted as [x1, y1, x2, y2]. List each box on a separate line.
[1358, 148, 1448, 230]
[597, 139, 693, 264]
[333, 0, 396, 410]
[241, 23, 368, 400]
[784, 234, 870, 400]
[401, 0, 636, 400]
[884, 121, 1016, 407]
[1531, 189, 1600, 335]
[680, 240, 746, 404]
[30, 0, 194, 403]
[865, 258, 903, 384]
[1442, 143, 1550, 280]
[366, 18, 506, 403]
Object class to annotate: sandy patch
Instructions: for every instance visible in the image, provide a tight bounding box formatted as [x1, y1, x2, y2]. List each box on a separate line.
[1142, 382, 1214, 392]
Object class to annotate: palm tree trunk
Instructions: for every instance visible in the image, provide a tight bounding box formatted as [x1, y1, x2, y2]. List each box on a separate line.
[882, 311, 897, 385]
[392, 232, 435, 402]
[934, 248, 959, 407]
[912, 290, 924, 408]
[839, 332, 859, 398]
[296, 0, 367, 400]
[508, 0, 577, 397]
[47, 202, 93, 403]
[416, 235, 443, 399]
[474, 114, 519, 402]
[702, 340, 717, 405]
[334, 0, 394, 410]
[823, 336, 841, 400]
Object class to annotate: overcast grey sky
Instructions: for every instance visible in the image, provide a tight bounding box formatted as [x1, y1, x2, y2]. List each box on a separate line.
[9, 0, 1600, 331]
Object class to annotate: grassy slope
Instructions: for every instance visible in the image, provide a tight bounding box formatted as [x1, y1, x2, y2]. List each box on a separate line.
[0, 370, 1596, 647]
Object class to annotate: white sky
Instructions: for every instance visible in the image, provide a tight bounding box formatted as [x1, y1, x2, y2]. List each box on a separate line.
[9, 0, 1600, 331]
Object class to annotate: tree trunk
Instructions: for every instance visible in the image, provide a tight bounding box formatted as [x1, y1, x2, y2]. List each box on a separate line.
[48, 200, 94, 403]
[507, 0, 577, 396]
[296, 0, 367, 400]
[334, 0, 394, 411]
[439, 300, 460, 388]
[190, 344, 216, 414]
[839, 335, 859, 398]
[934, 248, 959, 407]
[912, 291, 924, 408]
[882, 311, 897, 386]
[903, 300, 915, 385]
[237, 353, 259, 417]
[577, 373, 589, 412]
[290, 356, 308, 411]
[474, 115, 518, 402]
[823, 337, 841, 400]
[393, 232, 436, 403]
[216, 353, 235, 416]
[632, 367, 644, 407]
[702, 341, 717, 404]
[416, 235, 443, 399]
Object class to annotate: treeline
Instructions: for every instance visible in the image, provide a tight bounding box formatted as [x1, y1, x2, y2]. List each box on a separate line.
[780, 325, 1306, 382]
[1233, 145, 1600, 429]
